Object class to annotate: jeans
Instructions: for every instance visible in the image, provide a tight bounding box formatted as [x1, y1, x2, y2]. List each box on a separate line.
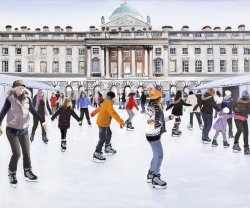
[190, 112, 202, 125]
[234, 119, 249, 148]
[51, 107, 57, 115]
[141, 104, 145, 113]
[6, 127, 31, 172]
[126, 110, 135, 123]
[201, 113, 213, 140]
[32, 116, 46, 136]
[148, 140, 163, 174]
[95, 127, 112, 153]
[213, 130, 227, 141]
[80, 108, 90, 122]
[60, 128, 67, 140]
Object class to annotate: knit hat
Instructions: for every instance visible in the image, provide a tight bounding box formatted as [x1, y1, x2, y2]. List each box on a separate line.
[242, 90, 249, 98]
[197, 90, 202, 94]
[225, 90, 231, 96]
[12, 80, 25, 88]
[223, 107, 229, 114]
[106, 91, 116, 99]
[189, 91, 193, 95]
[148, 88, 162, 99]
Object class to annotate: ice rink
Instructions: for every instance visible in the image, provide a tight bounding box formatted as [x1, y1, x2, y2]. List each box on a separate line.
[1, 105, 250, 208]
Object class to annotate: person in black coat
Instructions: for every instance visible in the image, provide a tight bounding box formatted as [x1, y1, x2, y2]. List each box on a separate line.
[140, 91, 147, 113]
[121, 92, 126, 109]
[51, 98, 81, 152]
[166, 91, 192, 136]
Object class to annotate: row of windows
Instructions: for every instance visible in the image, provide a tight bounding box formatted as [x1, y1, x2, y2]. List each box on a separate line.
[110, 50, 143, 57]
[2, 48, 85, 56]
[180, 60, 250, 73]
[1, 61, 85, 74]
[170, 32, 250, 38]
[169, 47, 250, 55]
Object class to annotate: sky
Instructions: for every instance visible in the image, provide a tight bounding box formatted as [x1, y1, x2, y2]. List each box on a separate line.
[0, 0, 250, 31]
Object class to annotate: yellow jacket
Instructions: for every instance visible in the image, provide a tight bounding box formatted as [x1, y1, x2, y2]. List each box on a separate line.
[91, 99, 124, 127]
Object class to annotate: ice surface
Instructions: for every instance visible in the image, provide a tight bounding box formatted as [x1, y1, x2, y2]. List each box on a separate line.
[0, 105, 250, 208]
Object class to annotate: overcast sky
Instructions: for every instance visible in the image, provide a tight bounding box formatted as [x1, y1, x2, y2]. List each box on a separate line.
[0, 0, 249, 31]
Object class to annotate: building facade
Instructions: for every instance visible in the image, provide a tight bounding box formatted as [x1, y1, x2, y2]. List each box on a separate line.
[0, 2, 250, 96]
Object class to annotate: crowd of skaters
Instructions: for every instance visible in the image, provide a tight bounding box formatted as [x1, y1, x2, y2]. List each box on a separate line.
[0, 80, 250, 190]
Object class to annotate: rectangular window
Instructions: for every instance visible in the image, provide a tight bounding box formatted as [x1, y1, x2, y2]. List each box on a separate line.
[195, 48, 201, 55]
[79, 48, 84, 55]
[170, 48, 176, 55]
[53, 48, 59, 55]
[220, 48, 226, 55]
[52, 61, 59, 73]
[79, 61, 85, 74]
[111, 62, 117, 74]
[66, 61, 72, 73]
[28, 61, 34, 72]
[208, 60, 214, 72]
[15, 61, 22, 72]
[93, 48, 99, 54]
[232, 60, 238, 72]
[194, 33, 202, 37]
[15, 48, 22, 55]
[137, 62, 143, 74]
[111, 51, 117, 57]
[2, 61, 8, 72]
[124, 51, 130, 57]
[136, 51, 142, 57]
[207, 48, 213, 55]
[182, 60, 189, 72]
[244, 48, 250, 55]
[2, 48, 8, 55]
[170, 60, 177, 72]
[205, 33, 213, 37]
[92, 60, 100, 73]
[40, 61, 47, 73]
[244, 60, 250, 72]
[182, 48, 188, 55]
[155, 48, 161, 55]
[28, 48, 34, 55]
[195, 60, 202, 72]
[220, 60, 227, 72]
[123, 61, 131, 73]
[40, 48, 47, 55]
[232, 48, 238, 55]
[66, 48, 72, 56]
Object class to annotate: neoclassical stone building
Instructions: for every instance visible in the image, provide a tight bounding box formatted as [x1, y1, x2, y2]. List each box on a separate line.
[0, 1, 249, 96]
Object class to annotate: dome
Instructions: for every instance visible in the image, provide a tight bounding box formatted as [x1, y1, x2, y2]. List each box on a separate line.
[110, 3, 142, 20]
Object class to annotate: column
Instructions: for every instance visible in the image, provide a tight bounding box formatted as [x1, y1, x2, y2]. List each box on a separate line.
[100, 46, 105, 77]
[163, 45, 168, 77]
[105, 47, 110, 78]
[132, 47, 136, 77]
[87, 46, 91, 78]
[144, 47, 148, 77]
[148, 46, 153, 78]
[118, 47, 122, 79]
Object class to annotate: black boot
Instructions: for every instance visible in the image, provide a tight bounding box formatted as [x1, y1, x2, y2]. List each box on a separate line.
[42, 135, 48, 144]
[8, 170, 17, 187]
[61, 140, 67, 152]
[24, 168, 38, 182]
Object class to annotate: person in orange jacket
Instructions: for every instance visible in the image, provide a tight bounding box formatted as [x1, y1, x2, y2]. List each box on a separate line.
[125, 92, 139, 129]
[91, 91, 125, 163]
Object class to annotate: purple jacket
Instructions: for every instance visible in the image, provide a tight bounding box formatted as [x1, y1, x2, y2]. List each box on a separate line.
[213, 111, 234, 133]
[77, 97, 91, 108]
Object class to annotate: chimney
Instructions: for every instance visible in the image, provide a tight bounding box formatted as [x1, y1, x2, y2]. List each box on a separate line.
[89, 26, 96, 32]
[54, 26, 61, 32]
[5, 25, 12, 32]
[238, 24, 245, 31]
[202, 26, 212, 31]
[66, 26, 72, 32]
[225, 26, 232, 31]
[213, 26, 221, 31]
[43, 26, 49, 32]
[35, 28, 41, 32]
[181, 25, 189, 31]
[20, 26, 27, 32]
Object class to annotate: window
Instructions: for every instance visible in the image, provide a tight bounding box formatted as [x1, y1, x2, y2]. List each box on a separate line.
[79, 61, 85, 74]
[2, 61, 8, 72]
[208, 60, 214, 72]
[244, 48, 250, 55]
[15, 48, 22, 55]
[182, 48, 188, 55]
[111, 51, 117, 57]
[66, 48, 72, 56]
[170, 60, 177, 72]
[232, 60, 238, 72]
[205, 33, 213, 37]
[123, 61, 130, 73]
[136, 51, 142, 57]
[40, 48, 47, 55]
[40, 61, 47, 73]
[28, 61, 34, 72]
[194, 33, 202, 37]
[15, 61, 22, 72]
[2, 48, 8, 55]
[79, 48, 84, 55]
[66, 61, 72, 73]
[154, 58, 163, 74]
[195, 60, 202, 72]
[52, 61, 59, 73]
[220, 60, 227, 72]
[182, 60, 189, 72]
[182, 33, 189, 37]
[232, 48, 238, 55]
[207, 48, 213, 55]
[92, 58, 100, 73]
[93, 48, 99, 54]
[220, 48, 226, 55]
[28, 48, 34, 55]
[244, 60, 250, 72]
[111, 62, 117, 74]
[155, 48, 161, 55]
[136, 62, 143, 74]
[170, 48, 176, 55]
[53, 48, 59, 55]
[195, 48, 201, 55]
[124, 51, 130, 57]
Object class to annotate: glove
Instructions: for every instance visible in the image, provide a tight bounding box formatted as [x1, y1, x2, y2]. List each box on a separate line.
[120, 123, 125, 129]
[90, 112, 95, 117]
[0, 126, 2, 136]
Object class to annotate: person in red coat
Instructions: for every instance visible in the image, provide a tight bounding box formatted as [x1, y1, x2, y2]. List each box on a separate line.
[125, 92, 139, 129]
[50, 92, 58, 116]
[51, 98, 82, 152]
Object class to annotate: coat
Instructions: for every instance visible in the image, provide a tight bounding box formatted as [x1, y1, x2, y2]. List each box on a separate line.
[91, 98, 124, 127]
[166, 98, 191, 116]
[213, 111, 234, 133]
[233, 98, 250, 119]
[126, 97, 139, 110]
[50, 96, 57, 108]
[77, 97, 91, 108]
[186, 94, 199, 112]
[33, 94, 52, 116]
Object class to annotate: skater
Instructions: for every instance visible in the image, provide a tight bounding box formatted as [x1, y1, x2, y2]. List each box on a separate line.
[97, 91, 104, 107]
[221, 90, 235, 138]
[30, 89, 52, 144]
[140, 91, 147, 113]
[193, 88, 221, 143]
[211, 107, 234, 148]
[0, 80, 47, 187]
[51, 98, 82, 152]
[93, 96, 97, 108]
[214, 90, 223, 118]
[186, 91, 203, 130]
[77, 91, 92, 126]
[69, 91, 77, 110]
[55, 91, 60, 110]
[166, 91, 192, 136]
[135, 90, 140, 105]
[125, 92, 139, 130]
[121, 92, 126, 109]
[145, 87, 175, 189]
[58, 93, 64, 108]
[50, 92, 57, 116]
[163, 92, 170, 108]
[91, 91, 125, 162]
[118, 93, 122, 109]
[232, 90, 250, 155]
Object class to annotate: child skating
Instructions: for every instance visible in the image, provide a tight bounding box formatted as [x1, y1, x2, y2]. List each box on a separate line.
[125, 92, 139, 130]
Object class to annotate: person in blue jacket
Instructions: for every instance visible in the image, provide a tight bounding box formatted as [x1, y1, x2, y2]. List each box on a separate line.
[77, 91, 91, 126]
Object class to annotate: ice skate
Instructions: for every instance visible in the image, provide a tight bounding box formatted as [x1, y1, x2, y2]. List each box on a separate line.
[223, 141, 230, 148]
[147, 170, 154, 183]
[151, 174, 167, 189]
[92, 152, 106, 163]
[187, 124, 193, 130]
[172, 129, 181, 137]
[244, 148, 250, 155]
[233, 143, 241, 153]
[61, 140, 67, 152]
[87, 120, 92, 126]
[24, 168, 38, 182]
[8, 170, 17, 188]
[126, 122, 134, 131]
[202, 138, 211, 144]
[211, 139, 218, 147]
[42, 135, 48, 144]
[105, 145, 117, 155]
